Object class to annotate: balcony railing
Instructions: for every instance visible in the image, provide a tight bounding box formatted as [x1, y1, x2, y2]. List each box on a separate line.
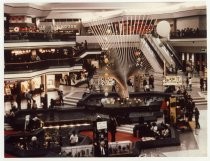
[170, 30, 207, 39]
[4, 32, 76, 42]
[4, 58, 76, 72]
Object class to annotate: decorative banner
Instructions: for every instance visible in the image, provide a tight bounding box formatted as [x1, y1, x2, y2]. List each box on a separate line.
[163, 76, 182, 86]
[156, 20, 171, 38]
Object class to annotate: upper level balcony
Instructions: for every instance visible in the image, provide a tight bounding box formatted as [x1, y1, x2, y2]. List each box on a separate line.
[170, 29, 206, 39]
[4, 31, 76, 43]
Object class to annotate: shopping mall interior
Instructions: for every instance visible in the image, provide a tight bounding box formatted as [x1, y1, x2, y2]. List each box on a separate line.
[3, 1, 208, 158]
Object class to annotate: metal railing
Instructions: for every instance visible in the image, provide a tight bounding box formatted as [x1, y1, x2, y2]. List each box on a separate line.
[4, 32, 76, 42]
[4, 58, 75, 72]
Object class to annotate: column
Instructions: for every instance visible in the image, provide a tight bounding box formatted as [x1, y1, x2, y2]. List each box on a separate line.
[182, 53, 186, 71]
[191, 53, 195, 65]
[186, 53, 189, 61]
[41, 74, 48, 108]
[199, 54, 203, 76]
[182, 53, 185, 61]
[45, 74, 48, 108]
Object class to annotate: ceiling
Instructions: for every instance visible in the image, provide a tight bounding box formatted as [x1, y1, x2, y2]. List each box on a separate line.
[4, 1, 206, 20]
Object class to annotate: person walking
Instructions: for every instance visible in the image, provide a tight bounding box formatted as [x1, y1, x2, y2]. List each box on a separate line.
[194, 107, 200, 129]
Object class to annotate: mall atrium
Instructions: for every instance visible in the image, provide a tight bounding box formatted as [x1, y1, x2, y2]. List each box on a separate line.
[3, 1, 207, 158]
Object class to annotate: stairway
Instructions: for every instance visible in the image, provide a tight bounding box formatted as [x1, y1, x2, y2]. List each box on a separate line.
[4, 123, 14, 131]
[63, 92, 84, 108]
[116, 124, 136, 134]
[192, 93, 207, 106]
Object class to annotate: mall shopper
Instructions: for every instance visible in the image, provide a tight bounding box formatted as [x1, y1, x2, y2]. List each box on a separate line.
[58, 90, 64, 105]
[25, 90, 33, 103]
[69, 130, 78, 146]
[188, 77, 192, 91]
[32, 100, 38, 110]
[194, 107, 200, 129]
[9, 103, 18, 117]
[84, 40, 87, 50]
[99, 140, 108, 157]
[16, 94, 21, 110]
[186, 77, 189, 90]
[143, 78, 147, 91]
[149, 75, 154, 89]
[111, 79, 116, 92]
[200, 77, 204, 91]
[109, 116, 117, 142]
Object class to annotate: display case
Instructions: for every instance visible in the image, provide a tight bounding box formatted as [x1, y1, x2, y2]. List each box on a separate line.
[61, 145, 93, 157]
[60, 140, 133, 157]
[108, 140, 133, 156]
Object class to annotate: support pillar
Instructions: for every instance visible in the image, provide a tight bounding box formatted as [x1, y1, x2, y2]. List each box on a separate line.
[44, 74, 48, 108]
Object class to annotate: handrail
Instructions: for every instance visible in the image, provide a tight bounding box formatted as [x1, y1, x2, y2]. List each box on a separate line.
[170, 30, 206, 39]
[4, 32, 76, 42]
[4, 58, 76, 72]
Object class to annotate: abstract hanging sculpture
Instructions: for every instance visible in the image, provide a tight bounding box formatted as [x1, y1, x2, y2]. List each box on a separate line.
[87, 14, 157, 98]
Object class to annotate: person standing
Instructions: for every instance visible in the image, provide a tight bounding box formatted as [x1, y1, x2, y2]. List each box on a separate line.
[16, 94, 21, 110]
[69, 130, 78, 146]
[111, 79, 116, 92]
[109, 116, 117, 142]
[99, 140, 108, 157]
[151, 75, 154, 89]
[186, 77, 189, 90]
[32, 100, 38, 110]
[200, 77, 204, 91]
[149, 75, 153, 89]
[84, 40, 87, 50]
[143, 78, 147, 92]
[194, 107, 200, 129]
[189, 77, 192, 91]
[58, 90, 64, 105]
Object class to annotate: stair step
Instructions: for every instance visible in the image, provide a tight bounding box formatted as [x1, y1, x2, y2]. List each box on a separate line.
[64, 102, 77, 106]
[116, 129, 133, 134]
[120, 124, 136, 128]
[55, 105, 78, 109]
[117, 126, 133, 131]
[65, 96, 82, 100]
[193, 99, 207, 103]
[5, 127, 14, 130]
[192, 97, 205, 100]
[195, 102, 207, 105]
[63, 99, 79, 103]
[4, 125, 12, 128]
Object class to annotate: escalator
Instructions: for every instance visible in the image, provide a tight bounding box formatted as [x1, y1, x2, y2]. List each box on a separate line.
[162, 41, 183, 70]
[143, 37, 164, 70]
[139, 38, 163, 74]
[145, 34, 175, 68]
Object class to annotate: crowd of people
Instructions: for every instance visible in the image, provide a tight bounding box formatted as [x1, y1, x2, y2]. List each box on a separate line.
[170, 27, 206, 38]
[134, 121, 171, 139]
